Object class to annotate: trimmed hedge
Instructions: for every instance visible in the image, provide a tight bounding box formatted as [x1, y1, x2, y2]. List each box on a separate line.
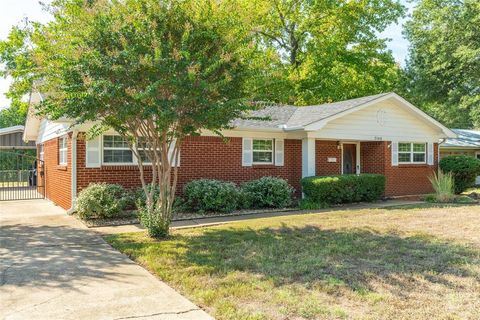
[301, 174, 386, 204]
[241, 176, 294, 209]
[439, 155, 480, 194]
[76, 183, 128, 219]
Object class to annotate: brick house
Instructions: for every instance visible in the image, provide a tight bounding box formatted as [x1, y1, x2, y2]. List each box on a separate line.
[23, 92, 456, 211]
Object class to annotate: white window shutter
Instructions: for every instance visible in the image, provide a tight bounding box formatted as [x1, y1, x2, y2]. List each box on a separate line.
[427, 142, 434, 165]
[275, 139, 284, 166]
[391, 141, 399, 166]
[168, 139, 180, 167]
[86, 135, 101, 168]
[242, 138, 253, 166]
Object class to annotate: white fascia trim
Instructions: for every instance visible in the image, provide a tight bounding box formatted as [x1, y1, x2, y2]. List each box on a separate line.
[390, 93, 457, 138]
[303, 92, 457, 139]
[201, 128, 307, 139]
[440, 146, 480, 150]
[303, 94, 391, 131]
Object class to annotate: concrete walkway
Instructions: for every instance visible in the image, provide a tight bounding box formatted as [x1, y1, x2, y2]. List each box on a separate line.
[0, 200, 212, 320]
[92, 199, 424, 235]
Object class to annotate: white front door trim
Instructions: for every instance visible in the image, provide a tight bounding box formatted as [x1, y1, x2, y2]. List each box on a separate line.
[340, 141, 361, 175]
[302, 138, 316, 178]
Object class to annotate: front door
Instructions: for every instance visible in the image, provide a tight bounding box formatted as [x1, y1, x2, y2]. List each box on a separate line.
[343, 144, 357, 174]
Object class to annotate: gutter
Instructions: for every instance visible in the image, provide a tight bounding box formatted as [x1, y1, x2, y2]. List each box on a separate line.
[437, 138, 447, 173]
[67, 129, 78, 214]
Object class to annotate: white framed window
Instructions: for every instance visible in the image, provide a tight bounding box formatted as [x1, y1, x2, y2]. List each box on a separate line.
[39, 144, 44, 161]
[476, 152, 480, 160]
[398, 142, 426, 164]
[252, 139, 274, 164]
[102, 135, 133, 164]
[58, 136, 67, 165]
[137, 137, 154, 164]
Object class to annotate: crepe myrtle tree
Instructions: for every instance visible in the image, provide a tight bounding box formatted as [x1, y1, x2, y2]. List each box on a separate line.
[30, 0, 253, 237]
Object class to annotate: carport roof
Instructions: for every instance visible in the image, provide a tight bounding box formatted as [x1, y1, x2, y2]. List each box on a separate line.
[442, 129, 480, 149]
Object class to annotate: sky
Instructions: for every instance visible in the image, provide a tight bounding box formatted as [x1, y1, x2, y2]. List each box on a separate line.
[0, 0, 412, 110]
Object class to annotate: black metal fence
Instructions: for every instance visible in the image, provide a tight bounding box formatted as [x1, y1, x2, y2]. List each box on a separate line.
[0, 150, 44, 201]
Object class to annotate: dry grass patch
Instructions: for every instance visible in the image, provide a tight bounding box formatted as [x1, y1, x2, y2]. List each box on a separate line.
[105, 205, 480, 320]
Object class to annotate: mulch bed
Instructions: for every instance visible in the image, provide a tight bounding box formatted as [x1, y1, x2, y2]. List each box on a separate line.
[79, 207, 298, 228]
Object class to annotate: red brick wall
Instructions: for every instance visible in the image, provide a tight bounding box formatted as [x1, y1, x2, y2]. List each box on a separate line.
[42, 135, 72, 209]
[361, 141, 385, 174]
[384, 142, 438, 196]
[42, 133, 438, 209]
[315, 140, 341, 176]
[76, 135, 303, 196]
[361, 141, 438, 197]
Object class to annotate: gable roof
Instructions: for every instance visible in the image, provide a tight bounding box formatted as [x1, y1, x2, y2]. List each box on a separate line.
[442, 129, 480, 149]
[232, 92, 456, 138]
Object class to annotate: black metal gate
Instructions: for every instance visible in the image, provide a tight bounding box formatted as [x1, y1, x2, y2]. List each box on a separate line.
[0, 150, 45, 201]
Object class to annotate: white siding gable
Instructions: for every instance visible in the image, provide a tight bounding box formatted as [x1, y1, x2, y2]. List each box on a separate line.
[311, 101, 442, 142]
[36, 119, 71, 144]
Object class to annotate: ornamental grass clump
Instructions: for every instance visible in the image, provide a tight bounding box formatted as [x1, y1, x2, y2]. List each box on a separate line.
[428, 170, 455, 203]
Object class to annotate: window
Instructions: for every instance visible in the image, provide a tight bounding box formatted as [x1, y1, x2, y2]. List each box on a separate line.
[252, 139, 273, 164]
[39, 144, 44, 161]
[137, 137, 154, 163]
[58, 137, 67, 165]
[476, 152, 480, 160]
[398, 142, 426, 164]
[103, 135, 133, 164]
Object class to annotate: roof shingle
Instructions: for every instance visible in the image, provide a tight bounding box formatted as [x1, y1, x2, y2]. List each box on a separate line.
[231, 93, 391, 130]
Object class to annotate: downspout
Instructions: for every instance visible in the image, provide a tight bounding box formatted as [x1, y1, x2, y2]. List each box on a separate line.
[438, 138, 446, 173]
[67, 130, 78, 214]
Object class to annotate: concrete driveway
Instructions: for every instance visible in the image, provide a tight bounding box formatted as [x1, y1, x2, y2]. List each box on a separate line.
[0, 200, 212, 320]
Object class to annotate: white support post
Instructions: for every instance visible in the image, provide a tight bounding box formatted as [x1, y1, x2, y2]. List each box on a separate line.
[302, 138, 316, 178]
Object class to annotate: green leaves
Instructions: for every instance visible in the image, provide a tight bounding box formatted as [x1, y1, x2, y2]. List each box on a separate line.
[233, 0, 406, 105]
[403, 0, 480, 128]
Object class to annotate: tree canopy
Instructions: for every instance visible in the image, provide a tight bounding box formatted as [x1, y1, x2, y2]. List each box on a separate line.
[403, 0, 480, 129]
[236, 0, 405, 104]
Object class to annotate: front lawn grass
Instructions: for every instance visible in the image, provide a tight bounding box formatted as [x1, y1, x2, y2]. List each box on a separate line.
[105, 205, 480, 320]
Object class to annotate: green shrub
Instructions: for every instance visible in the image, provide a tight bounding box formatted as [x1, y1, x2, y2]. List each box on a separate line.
[76, 183, 127, 219]
[428, 170, 455, 203]
[183, 179, 239, 213]
[440, 156, 480, 194]
[134, 184, 160, 210]
[241, 176, 294, 209]
[301, 174, 386, 205]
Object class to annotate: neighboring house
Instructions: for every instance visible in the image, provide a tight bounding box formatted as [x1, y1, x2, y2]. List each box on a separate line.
[440, 129, 480, 185]
[0, 125, 36, 150]
[23, 92, 456, 211]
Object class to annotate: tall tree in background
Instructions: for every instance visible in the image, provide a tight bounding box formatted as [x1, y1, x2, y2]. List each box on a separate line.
[236, 0, 405, 104]
[403, 0, 480, 128]
[0, 24, 34, 128]
[0, 0, 253, 238]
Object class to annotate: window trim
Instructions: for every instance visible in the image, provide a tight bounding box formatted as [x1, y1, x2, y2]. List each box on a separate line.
[252, 138, 274, 165]
[102, 135, 135, 165]
[58, 136, 68, 165]
[398, 142, 427, 164]
[476, 152, 480, 160]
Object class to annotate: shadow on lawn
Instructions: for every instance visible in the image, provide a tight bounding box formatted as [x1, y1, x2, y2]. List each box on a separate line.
[180, 224, 479, 293]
